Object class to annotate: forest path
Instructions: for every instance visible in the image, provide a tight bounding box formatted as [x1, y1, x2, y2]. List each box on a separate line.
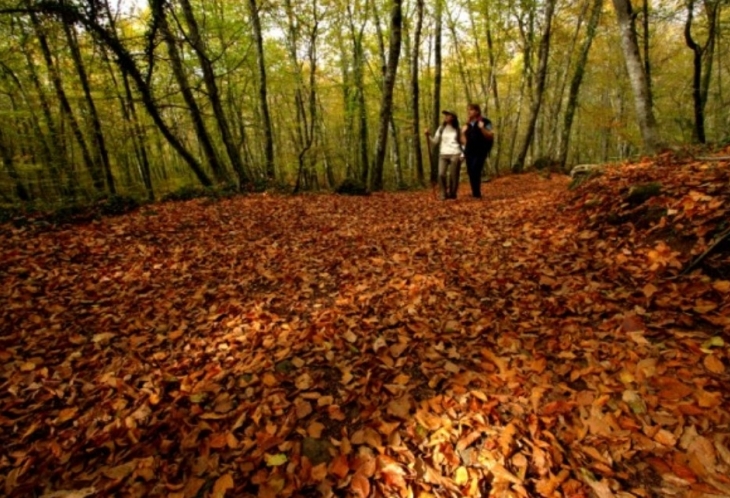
[1, 173, 728, 497]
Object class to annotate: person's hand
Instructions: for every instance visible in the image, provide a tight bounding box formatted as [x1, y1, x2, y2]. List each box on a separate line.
[461, 125, 468, 133]
[424, 128, 430, 136]
[477, 120, 485, 129]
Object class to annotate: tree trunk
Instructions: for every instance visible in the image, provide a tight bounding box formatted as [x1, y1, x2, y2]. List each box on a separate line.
[155, 0, 229, 185]
[410, 0, 425, 185]
[642, 0, 654, 110]
[248, 0, 276, 180]
[485, 3, 502, 173]
[513, 0, 556, 173]
[370, 0, 403, 191]
[64, 23, 116, 194]
[0, 127, 30, 201]
[32, 12, 103, 194]
[16, 40, 65, 195]
[430, 0, 442, 184]
[612, 0, 661, 154]
[557, 0, 603, 170]
[684, 0, 719, 144]
[177, 0, 250, 186]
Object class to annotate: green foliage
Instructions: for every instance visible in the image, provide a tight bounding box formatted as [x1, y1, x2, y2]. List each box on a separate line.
[531, 157, 563, 173]
[162, 184, 240, 203]
[98, 195, 140, 217]
[334, 178, 370, 196]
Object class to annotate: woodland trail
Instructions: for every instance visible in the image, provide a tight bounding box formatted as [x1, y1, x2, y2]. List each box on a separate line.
[1, 168, 729, 497]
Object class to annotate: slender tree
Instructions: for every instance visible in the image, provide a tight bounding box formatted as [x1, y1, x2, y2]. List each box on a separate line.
[370, 0, 403, 191]
[63, 23, 115, 194]
[248, 0, 276, 180]
[612, 0, 661, 154]
[684, 0, 720, 144]
[513, 0, 556, 173]
[177, 0, 250, 186]
[32, 12, 103, 193]
[557, 0, 603, 170]
[410, 0, 425, 185]
[430, 0, 443, 184]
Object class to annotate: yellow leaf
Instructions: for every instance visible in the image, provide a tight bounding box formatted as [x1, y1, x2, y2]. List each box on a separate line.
[454, 466, 469, 486]
[264, 453, 288, 467]
[212, 473, 234, 495]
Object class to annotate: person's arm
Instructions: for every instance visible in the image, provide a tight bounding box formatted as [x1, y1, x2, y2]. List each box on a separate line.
[460, 124, 468, 145]
[477, 119, 494, 140]
[425, 126, 442, 145]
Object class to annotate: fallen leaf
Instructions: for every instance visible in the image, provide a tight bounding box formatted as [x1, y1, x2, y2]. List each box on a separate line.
[101, 461, 137, 480]
[264, 453, 288, 467]
[212, 473, 234, 495]
[703, 354, 725, 374]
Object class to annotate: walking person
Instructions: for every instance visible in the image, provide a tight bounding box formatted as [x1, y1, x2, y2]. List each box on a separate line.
[461, 103, 494, 199]
[425, 110, 463, 200]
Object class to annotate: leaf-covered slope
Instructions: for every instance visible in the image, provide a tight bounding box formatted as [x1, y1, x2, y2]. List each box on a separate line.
[1, 162, 728, 497]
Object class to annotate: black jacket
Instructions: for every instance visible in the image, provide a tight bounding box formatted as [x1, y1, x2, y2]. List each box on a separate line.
[464, 117, 494, 156]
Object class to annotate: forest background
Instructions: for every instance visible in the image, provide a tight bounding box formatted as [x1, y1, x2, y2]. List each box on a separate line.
[0, 0, 727, 204]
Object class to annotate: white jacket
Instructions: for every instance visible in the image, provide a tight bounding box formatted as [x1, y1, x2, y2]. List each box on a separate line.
[431, 125, 462, 156]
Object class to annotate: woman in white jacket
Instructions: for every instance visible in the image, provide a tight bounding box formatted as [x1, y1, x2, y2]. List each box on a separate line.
[425, 110, 463, 200]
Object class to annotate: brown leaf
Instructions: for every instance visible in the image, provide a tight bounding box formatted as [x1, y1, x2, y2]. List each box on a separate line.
[350, 472, 371, 498]
[704, 354, 725, 374]
[101, 461, 137, 480]
[386, 397, 411, 420]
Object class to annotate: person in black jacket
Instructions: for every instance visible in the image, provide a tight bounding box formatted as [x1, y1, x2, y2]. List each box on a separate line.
[460, 103, 494, 199]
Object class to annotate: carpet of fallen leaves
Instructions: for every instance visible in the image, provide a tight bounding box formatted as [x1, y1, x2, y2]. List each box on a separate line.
[1, 152, 729, 498]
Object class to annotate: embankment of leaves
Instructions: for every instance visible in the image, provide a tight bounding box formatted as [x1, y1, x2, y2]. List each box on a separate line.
[565, 149, 730, 281]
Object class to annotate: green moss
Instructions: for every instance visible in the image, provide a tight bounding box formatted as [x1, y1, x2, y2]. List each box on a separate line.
[334, 178, 369, 196]
[625, 182, 662, 204]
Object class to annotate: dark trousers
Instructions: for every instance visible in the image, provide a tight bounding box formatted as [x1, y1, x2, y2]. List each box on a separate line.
[465, 152, 487, 198]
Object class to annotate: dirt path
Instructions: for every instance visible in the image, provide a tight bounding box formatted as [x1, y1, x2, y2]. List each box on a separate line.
[1, 174, 728, 497]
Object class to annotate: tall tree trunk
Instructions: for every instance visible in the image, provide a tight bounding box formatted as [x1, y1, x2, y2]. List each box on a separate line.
[390, 117, 403, 187]
[485, 3, 502, 173]
[430, 0, 442, 184]
[410, 0, 425, 185]
[642, 0, 654, 110]
[178, 0, 250, 186]
[0, 127, 30, 201]
[155, 0, 229, 184]
[370, 0, 403, 191]
[14, 42, 64, 195]
[248, 0, 276, 180]
[612, 0, 661, 154]
[32, 12, 103, 194]
[64, 23, 115, 194]
[513, 0, 556, 173]
[684, 0, 719, 144]
[557, 0, 603, 170]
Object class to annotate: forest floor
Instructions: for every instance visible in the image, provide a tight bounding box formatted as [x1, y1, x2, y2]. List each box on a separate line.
[1, 151, 730, 498]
